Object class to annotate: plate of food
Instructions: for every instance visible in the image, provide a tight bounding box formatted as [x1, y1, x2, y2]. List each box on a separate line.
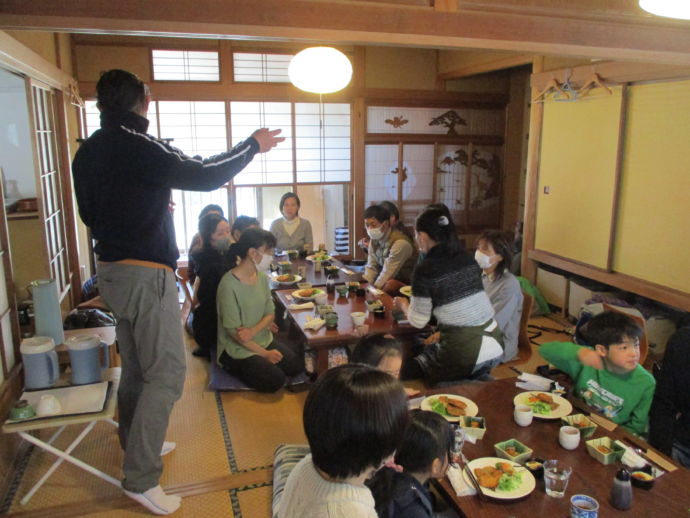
[306, 253, 332, 262]
[271, 273, 302, 285]
[421, 394, 478, 421]
[399, 286, 412, 297]
[291, 287, 325, 301]
[463, 457, 536, 500]
[513, 391, 573, 419]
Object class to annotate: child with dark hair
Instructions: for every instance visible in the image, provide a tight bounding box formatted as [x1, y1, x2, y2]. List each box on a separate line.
[475, 230, 523, 362]
[269, 192, 313, 252]
[189, 213, 233, 358]
[216, 228, 303, 392]
[394, 207, 502, 384]
[351, 334, 420, 396]
[278, 364, 409, 518]
[368, 410, 453, 518]
[230, 215, 260, 243]
[540, 311, 655, 435]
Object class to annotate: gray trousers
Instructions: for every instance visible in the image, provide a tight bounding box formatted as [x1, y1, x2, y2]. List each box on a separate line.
[99, 262, 186, 492]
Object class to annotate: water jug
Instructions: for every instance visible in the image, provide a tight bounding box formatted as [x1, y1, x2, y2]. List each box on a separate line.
[20, 336, 59, 390]
[65, 333, 109, 385]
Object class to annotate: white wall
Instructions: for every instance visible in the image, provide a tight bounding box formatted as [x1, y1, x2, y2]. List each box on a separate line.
[0, 68, 35, 203]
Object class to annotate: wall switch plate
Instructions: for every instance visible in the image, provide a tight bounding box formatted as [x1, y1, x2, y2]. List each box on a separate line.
[544, 186, 551, 194]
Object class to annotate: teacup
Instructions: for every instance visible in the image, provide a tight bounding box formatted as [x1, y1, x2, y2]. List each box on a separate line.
[570, 494, 599, 518]
[314, 293, 328, 305]
[336, 285, 349, 297]
[351, 312, 366, 326]
[36, 394, 62, 417]
[514, 404, 533, 426]
[325, 312, 338, 329]
[559, 425, 581, 450]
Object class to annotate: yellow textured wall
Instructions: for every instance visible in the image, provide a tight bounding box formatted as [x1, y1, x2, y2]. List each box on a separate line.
[74, 45, 151, 82]
[5, 30, 57, 66]
[365, 47, 438, 90]
[613, 80, 690, 293]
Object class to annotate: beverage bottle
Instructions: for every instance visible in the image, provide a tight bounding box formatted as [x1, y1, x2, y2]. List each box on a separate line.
[610, 468, 632, 510]
[326, 274, 335, 294]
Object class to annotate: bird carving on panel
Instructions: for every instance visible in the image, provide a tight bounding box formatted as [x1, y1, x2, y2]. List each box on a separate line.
[391, 166, 408, 183]
[385, 116, 409, 128]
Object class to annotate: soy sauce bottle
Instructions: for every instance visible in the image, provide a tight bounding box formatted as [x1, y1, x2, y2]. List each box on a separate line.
[610, 468, 632, 510]
[326, 273, 335, 294]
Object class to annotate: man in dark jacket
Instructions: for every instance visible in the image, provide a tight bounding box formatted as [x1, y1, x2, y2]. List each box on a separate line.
[72, 69, 283, 514]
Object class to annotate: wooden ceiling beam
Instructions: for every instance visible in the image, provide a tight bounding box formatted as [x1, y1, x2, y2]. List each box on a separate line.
[3, 0, 690, 65]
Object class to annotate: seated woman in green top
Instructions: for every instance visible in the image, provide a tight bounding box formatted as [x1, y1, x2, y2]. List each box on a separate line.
[216, 228, 304, 392]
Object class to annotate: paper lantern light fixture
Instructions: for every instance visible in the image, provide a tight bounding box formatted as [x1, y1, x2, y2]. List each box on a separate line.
[288, 47, 353, 94]
[639, 0, 690, 20]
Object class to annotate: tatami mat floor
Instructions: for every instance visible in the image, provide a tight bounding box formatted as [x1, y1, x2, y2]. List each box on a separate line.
[2, 313, 572, 517]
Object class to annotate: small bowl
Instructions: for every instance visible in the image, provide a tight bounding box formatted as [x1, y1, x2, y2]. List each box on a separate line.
[336, 285, 349, 296]
[524, 457, 545, 479]
[494, 439, 533, 464]
[561, 414, 598, 439]
[630, 470, 655, 490]
[460, 416, 486, 440]
[296, 282, 312, 290]
[317, 305, 334, 316]
[347, 281, 361, 291]
[324, 266, 339, 276]
[286, 250, 299, 260]
[585, 437, 625, 465]
[366, 300, 383, 311]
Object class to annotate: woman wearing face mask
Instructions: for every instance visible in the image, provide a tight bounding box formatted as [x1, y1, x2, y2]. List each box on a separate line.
[475, 230, 523, 362]
[269, 192, 313, 252]
[216, 228, 304, 392]
[393, 207, 503, 384]
[190, 213, 234, 358]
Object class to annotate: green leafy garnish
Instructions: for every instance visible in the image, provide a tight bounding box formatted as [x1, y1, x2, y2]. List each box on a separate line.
[429, 398, 449, 417]
[497, 470, 523, 492]
[527, 400, 551, 415]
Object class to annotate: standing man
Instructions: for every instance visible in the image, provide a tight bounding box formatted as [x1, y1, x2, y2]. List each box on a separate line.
[72, 69, 283, 515]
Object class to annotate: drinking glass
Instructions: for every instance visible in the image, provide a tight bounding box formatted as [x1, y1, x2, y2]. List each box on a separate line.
[452, 427, 465, 465]
[544, 459, 573, 498]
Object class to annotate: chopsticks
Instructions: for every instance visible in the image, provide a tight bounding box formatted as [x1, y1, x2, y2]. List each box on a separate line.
[458, 452, 486, 501]
[620, 437, 677, 473]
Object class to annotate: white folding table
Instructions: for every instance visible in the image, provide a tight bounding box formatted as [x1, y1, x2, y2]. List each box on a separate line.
[2, 368, 121, 505]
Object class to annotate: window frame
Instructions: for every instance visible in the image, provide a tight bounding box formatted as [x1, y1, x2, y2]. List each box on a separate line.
[149, 48, 222, 83]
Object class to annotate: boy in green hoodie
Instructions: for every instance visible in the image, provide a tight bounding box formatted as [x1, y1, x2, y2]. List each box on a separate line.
[539, 311, 655, 436]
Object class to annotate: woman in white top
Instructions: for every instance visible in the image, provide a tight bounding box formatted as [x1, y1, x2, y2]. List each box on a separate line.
[269, 192, 313, 252]
[278, 364, 408, 518]
[475, 230, 523, 362]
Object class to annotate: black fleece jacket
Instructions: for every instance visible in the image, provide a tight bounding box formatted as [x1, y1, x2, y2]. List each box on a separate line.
[72, 110, 259, 269]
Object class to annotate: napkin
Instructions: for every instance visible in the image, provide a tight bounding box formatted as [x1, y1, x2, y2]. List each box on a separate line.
[515, 372, 563, 392]
[367, 286, 384, 296]
[615, 441, 648, 470]
[339, 267, 355, 275]
[446, 465, 477, 497]
[304, 317, 325, 331]
[288, 302, 315, 310]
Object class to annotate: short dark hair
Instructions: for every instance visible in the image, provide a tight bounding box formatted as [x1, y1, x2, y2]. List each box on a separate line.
[477, 230, 513, 277]
[351, 334, 403, 369]
[199, 204, 224, 220]
[231, 215, 260, 237]
[395, 409, 453, 473]
[379, 201, 400, 222]
[279, 192, 301, 214]
[583, 311, 643, 348]
[198, 213, 228, 250]
[364, 204, 391, 224]
[304, 364, 408, 479]
[233, 228, 276, 259]
[415, 206, 459, 253]
[96, 69, 148, 113]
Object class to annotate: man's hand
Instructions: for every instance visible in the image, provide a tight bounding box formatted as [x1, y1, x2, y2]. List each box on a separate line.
[251, 128, 285, 152]
[578, 347, 604, 370]
[264, 349, 283, 364]
[236, 326, 255, 342]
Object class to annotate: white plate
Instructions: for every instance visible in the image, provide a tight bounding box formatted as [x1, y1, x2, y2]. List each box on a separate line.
[306, 254, 332, 262]
[271, 273, 302, 285]
[399, 286, 412, 297]
[420, 394, 478, 422]
[513, 391, 573, 419]
[463, 457, 536, 500]
[291, 288, 325, 301]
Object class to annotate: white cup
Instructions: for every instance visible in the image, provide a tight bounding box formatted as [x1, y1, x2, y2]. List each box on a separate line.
[351, 312, 366, 327]
[514, 404, 533, 426]
[36, 394, 62, 417]
[314, 293, 328, 305]
[559, 425, 581, 450]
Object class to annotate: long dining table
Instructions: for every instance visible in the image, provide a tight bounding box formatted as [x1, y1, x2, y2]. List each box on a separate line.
[425, 378, 690, 517]
[269, 255, 364, 288]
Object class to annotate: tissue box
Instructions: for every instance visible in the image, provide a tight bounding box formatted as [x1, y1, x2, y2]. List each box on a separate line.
[460, 416, 486, 440]
[561, 414, 598, 439]
[585, 437, 625, 465]
[494, 439, 533, 464]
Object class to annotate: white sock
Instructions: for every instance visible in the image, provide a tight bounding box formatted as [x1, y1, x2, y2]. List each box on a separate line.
[161, 441, 176, 456]
[124, 485, 181, 515]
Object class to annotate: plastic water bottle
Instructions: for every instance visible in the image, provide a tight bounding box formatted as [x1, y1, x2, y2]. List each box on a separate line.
[610, 468, 632, 510]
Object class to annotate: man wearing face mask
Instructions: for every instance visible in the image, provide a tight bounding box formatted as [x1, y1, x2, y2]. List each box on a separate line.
[72, 70, 284, 515]
[363, 204, 417, 295]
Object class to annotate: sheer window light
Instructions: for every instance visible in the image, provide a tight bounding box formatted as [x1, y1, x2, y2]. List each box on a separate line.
[152, 50, 220, 81]
[233, 53, 292, 83]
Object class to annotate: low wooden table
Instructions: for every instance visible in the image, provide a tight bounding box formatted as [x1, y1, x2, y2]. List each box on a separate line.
[271, 256, 363, 288]
[427, 378, 690, 517]
[274, 288, 420, 375]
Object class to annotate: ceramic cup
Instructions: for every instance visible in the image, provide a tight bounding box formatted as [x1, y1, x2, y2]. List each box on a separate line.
[351, 312, 366, 326]
[559, 425, 581, 450]
[314, 293, 328, 305]
[570, 494, 599, 518]
[336, 285, 349, 297]
[514, 404, 533, 426]
[36, 394, 62, 417]
[325, 312, 338, 329]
